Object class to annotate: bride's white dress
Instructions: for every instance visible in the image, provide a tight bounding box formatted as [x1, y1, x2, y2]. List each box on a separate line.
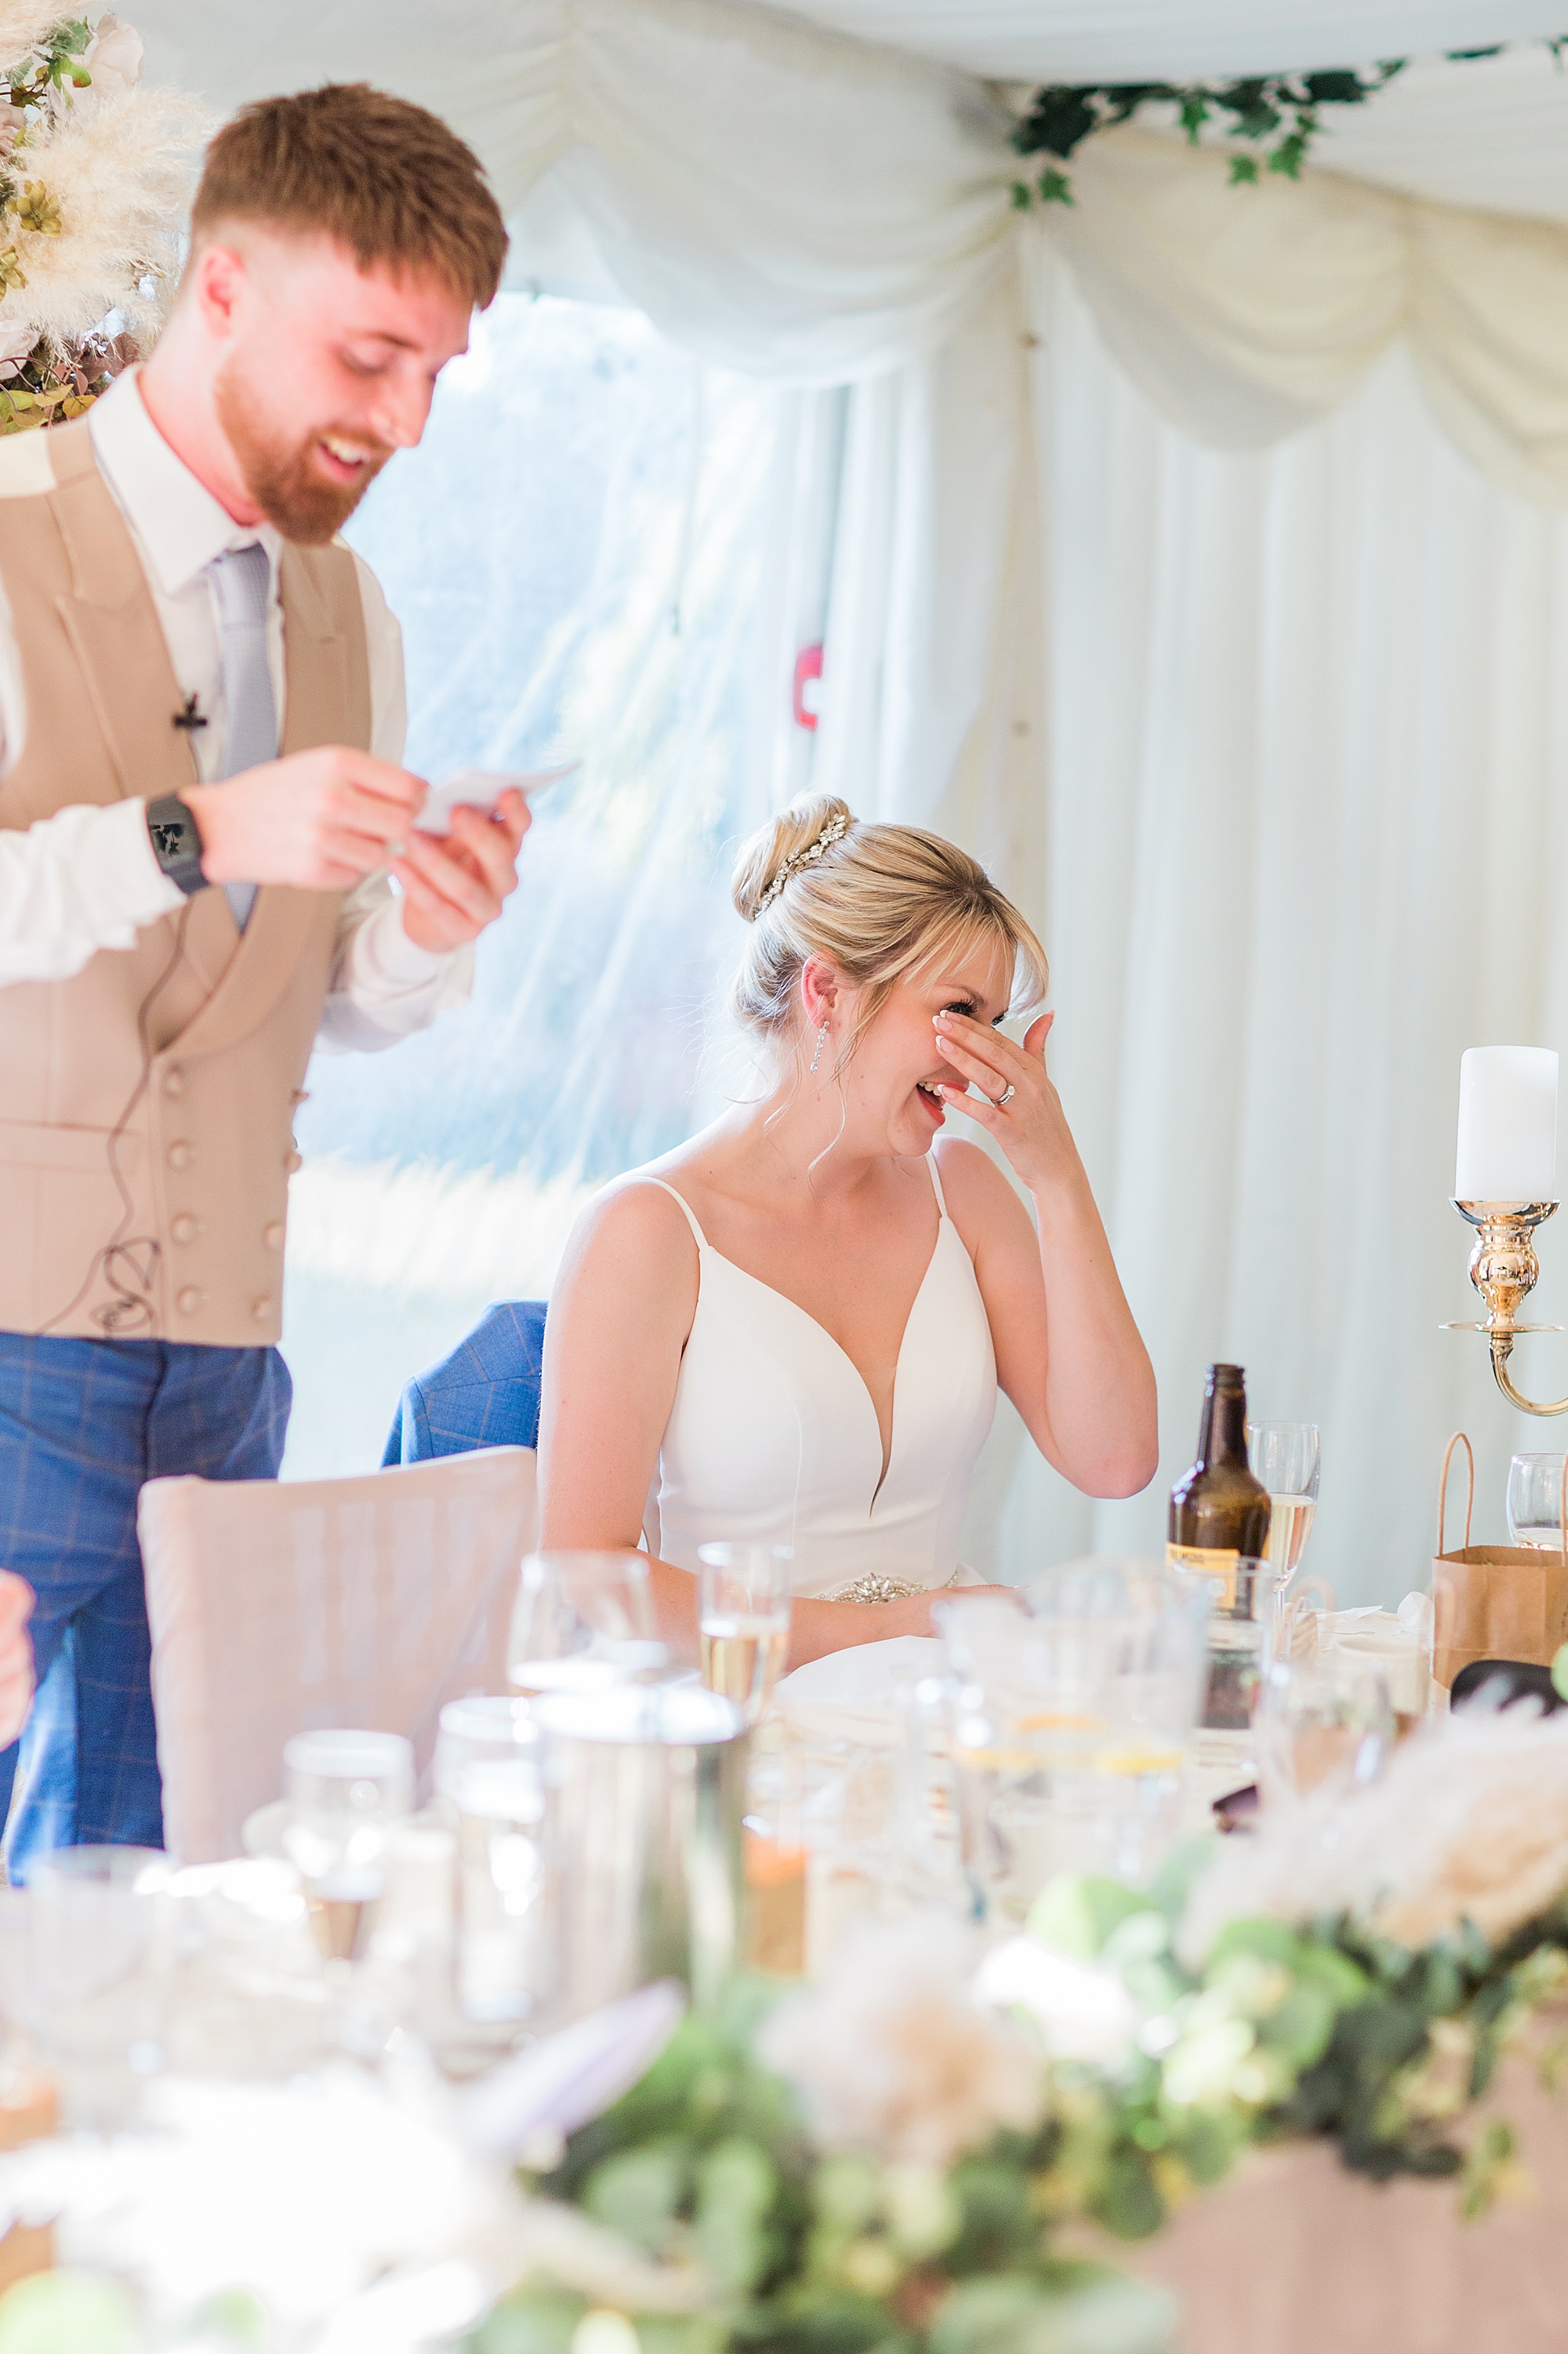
[643, 1157, 996, 1600]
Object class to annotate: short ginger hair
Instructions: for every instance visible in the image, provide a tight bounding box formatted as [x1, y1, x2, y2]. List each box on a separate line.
[191, 83, 508, 309]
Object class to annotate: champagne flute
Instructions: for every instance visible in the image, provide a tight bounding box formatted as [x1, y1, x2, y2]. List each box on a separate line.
[697, 1543, 793, 1725]
[1247, 1421, 1321, 1575]
[1508, 1453, 1568, 1550]
[281, 1728, 413, 1963]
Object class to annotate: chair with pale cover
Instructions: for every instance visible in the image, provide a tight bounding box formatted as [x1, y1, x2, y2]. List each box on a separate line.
[139, 1445, 536, 1864]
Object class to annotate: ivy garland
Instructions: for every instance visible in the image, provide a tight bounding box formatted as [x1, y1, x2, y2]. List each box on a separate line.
[1011, 38, 1568, 207]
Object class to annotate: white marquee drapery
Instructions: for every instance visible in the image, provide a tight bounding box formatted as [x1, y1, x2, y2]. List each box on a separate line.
[135, 0, 1568, 1588]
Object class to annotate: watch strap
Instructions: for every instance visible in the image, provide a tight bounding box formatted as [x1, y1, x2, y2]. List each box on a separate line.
[145, 793, 208, 898]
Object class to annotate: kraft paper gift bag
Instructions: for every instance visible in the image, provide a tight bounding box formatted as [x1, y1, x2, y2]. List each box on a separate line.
[1432, 1432, 1568, 1691]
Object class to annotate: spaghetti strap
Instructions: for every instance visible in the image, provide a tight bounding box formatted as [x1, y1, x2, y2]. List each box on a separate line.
[641, 1177, 709, 1251]
[926, 1153, 949, 1219]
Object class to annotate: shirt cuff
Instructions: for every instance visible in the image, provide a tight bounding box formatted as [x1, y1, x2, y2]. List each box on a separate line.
[316, 894, 474, 1052]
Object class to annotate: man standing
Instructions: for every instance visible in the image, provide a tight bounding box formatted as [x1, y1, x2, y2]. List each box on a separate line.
[0, 85, 524, 1874]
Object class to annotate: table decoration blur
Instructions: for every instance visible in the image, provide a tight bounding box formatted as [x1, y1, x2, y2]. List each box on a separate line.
[509, 1550, 667, 1693]
[698, 1542, 793, 1724]
[1246, 1421, 1320, 1575]
[14, 1695, 1568, 2352]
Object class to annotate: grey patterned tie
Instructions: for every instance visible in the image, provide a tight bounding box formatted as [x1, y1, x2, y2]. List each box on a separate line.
[205, 542, 277, 930]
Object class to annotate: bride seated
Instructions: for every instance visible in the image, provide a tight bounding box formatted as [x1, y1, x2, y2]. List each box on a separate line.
[539, 796, 1157, 1665]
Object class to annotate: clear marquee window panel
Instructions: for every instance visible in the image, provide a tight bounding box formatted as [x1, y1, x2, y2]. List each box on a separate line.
[280, 294, 787, 1477]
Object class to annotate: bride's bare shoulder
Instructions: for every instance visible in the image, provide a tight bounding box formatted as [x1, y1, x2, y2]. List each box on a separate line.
[560, 1164, 705, 1280]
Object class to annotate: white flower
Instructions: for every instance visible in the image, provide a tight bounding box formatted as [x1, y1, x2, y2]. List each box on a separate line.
[64, 15, 143, 118]
[757, 1912, 1044, 2167]
[1181, 1706, 1568, 1962]
[973, 1934, 1142, 2066]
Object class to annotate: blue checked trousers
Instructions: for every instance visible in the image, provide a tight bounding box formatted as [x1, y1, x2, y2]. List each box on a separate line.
[0, 1333, 290, 1880]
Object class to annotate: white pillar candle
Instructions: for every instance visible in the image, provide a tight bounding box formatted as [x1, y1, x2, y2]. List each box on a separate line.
[1454, 1045, 1559, 1201]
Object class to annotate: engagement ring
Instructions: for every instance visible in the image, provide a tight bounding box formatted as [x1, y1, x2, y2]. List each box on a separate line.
[996, 1083, 1015, 1106]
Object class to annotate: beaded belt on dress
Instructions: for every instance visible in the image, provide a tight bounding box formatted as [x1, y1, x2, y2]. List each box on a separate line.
[823, 1568, 964, 1605]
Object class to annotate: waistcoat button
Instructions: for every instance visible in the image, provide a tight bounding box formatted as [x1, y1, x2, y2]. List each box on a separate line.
[284, 1149, 303, 1174]
[162, 1066, 185, 1099]
[176, 1286, 203, 1315]
[251, 1296, 272, 1321]
[168, 1141, 194, 1171]
[263, 1222, 285, 1249]
[170, 1213, 199, 1244]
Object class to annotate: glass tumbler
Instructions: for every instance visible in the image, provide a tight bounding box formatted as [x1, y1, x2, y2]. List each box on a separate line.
[281, 1727, 414, 1963]
[697, 1543, 793, 1725]
[434, 1695, 557, 2023]
[31, 1845, 176, 2120]
[939, 1560, 1210, 1916]
[509, 1549, 668, 1693]
[1254, 1651, 1395, 1807]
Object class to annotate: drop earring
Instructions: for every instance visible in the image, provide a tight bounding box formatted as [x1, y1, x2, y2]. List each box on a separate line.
[809, 1021, 830, 1075]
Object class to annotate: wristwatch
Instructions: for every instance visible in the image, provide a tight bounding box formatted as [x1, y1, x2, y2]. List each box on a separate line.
[144, 794, 209, 897]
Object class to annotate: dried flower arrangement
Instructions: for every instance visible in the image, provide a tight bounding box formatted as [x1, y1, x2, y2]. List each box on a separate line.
[0, 7, 207, 433]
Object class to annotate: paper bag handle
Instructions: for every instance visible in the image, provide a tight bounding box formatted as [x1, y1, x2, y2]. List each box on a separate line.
[1437, 1432, 1474, 1556]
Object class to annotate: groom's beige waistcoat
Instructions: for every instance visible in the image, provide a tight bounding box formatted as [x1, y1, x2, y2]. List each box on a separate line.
[0, 418, 370, 1347]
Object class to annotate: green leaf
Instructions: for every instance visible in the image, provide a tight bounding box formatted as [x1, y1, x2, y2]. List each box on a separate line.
[1092, 2153, 1163, 2241]
[1548, 1642, 1568, 1702]
[1029, 1878, 1145, 1960]
[0, 2275, 138, 2354]
[695, 2138, 777, 2292]
[1010, 181, 1033, 210]
[1036, 168, 1074, 206]
[1206, 1917, 1298, 1972]
[1228, 154, 1261, 185]
[582, 2143, 688, 2254]
[470, 2289, 584, 2354]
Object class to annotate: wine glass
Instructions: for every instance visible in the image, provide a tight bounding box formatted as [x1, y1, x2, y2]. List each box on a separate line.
[508, 1549, 668, 1693]
[697, 1542, 793, 1725]
[1508, 1453, 1568, 1551]
[281, 1728, 414, 1963]
[1247, 1421, 1321, 1576]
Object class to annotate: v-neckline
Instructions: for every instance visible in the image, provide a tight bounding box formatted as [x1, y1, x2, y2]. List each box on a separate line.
[701, 1221, 946, 1508]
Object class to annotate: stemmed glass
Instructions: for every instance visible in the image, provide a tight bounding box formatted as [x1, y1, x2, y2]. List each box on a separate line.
[508, 1549, 667, 1693]
[1508, 1453, 1568, 1550]
[697, 1543, 793, 1726]
[1247, 1421, 1321, 1577]
[280, 1728, 414, 1963]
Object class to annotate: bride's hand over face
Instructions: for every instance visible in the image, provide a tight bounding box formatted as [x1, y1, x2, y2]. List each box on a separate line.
[931, 1008, 1075, 1195]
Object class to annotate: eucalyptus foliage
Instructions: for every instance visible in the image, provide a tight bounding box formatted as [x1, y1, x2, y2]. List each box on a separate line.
[1011, 38, 1568, 207]
[473, 1857, 1568, 2354]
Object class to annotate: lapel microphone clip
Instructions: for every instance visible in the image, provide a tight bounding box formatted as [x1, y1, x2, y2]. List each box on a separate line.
[172, 694, 208, 732]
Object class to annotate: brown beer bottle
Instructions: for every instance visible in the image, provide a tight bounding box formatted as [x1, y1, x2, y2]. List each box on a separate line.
[1167, 1364, 1271, 1593]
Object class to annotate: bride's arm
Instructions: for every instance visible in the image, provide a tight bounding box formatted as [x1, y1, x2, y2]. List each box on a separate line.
[539, 1181, 958, 1669]
[931, 1012, 1157, 1498]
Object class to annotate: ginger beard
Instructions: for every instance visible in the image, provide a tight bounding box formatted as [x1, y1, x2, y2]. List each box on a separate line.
[214, 358, 393, 544]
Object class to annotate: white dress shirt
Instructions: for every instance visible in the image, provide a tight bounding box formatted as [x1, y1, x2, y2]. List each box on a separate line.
[0, 367, 472, 1048]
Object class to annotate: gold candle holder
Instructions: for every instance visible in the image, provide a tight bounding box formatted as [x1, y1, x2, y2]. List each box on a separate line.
[1444, 1199, 1568, 1415]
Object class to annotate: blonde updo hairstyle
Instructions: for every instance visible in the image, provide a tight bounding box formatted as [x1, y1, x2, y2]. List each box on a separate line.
[729, 795, 1048, 1073]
